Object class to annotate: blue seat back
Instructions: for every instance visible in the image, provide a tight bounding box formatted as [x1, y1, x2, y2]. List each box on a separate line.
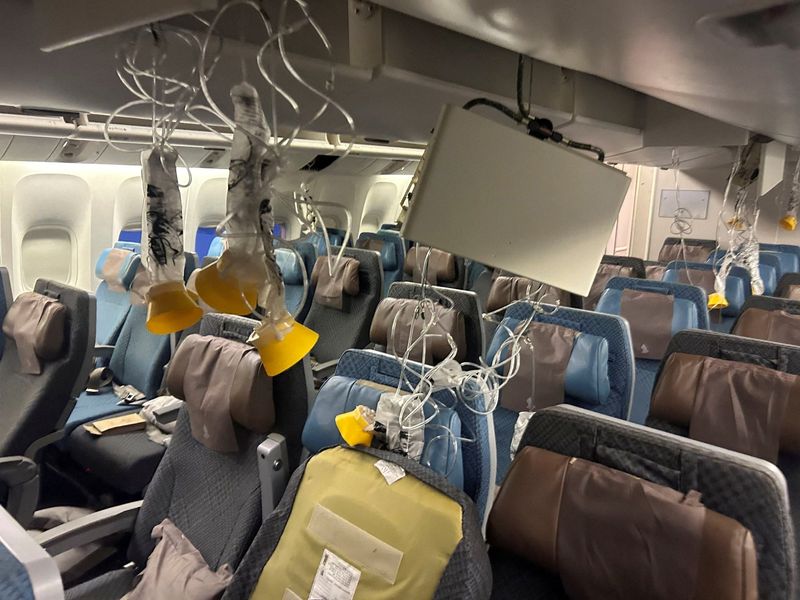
[356, 231, 406, 296]
[663, 261, 749, 332]
[324, 227, 349, 247]
[109, 305, 171, 398]
[596, 277, 708, 423]
[275, 247, 313, 321]
[94, 247, 142, 346]
[485, 302, 634, 480]
[760, 243, 800, 275]
[302, 348, 493, 519]
[759, 252, 781, 295]
[114, 241, 141, 253]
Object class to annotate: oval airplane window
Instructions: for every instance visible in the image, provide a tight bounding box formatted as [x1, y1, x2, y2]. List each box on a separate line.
[21, 226, 74, 289]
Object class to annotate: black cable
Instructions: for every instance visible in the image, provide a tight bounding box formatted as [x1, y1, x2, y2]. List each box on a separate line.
[565, 139, 605, 162]
[516, 54, 531, 119]
[462, 98, 526, 125]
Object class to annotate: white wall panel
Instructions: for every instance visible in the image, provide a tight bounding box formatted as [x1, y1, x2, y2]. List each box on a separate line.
[12, 172, 91, 291]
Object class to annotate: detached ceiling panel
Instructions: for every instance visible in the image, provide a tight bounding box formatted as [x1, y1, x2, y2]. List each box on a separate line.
[34, 0, 219, 51]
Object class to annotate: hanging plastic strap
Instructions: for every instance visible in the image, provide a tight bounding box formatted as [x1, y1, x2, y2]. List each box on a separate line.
[782, 155, 800, 231]
[141, 147, 202, 334]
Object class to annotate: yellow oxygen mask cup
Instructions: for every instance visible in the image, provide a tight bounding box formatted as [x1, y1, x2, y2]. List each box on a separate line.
[250, 312, 318, 376]
[146, 281, 204, 335]
[195, 248, 266, 315]
[707, 292, 729, 311]
[781, 215, 797, 231]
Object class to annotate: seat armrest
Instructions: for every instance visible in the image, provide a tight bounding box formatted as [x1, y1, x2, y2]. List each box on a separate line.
[35, 501, 143, 557]
[0, 456, 39, 528]
[93, 345, 115, 360]
[257, 434, 290, 520]
[311, 359, 339, 388]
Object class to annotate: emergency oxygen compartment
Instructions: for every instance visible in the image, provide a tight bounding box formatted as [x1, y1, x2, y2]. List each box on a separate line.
[403, 105, 631, 297]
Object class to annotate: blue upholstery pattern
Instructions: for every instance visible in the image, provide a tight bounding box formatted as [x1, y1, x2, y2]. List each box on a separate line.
[64, 305, 171, 437]
[0, 539, 33, 600]
[357, 231, 406, 296]
[302, 374, 463, 488]
[596, 277, 709, 423]
[486, 303, 634, 481]
[94, 248, 142, 346]
[284, 241, 316, 323]
[275, 247, 309, 318]
[324, 227, 349, 247]
[307, 349, 493, 518]
[759, 252, 782, 294]
[760, 243, 800, 275]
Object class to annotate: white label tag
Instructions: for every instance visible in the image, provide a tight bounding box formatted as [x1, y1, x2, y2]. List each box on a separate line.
[308, 549, 361, 600]
[374, 459, 406, 485]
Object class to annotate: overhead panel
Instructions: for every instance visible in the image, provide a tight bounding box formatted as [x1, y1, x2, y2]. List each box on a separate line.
[34, 0, 219, 51]
[3, 136, 60, 162]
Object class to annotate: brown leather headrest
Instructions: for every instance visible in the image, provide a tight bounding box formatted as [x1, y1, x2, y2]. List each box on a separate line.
[584, 264, 633, 310]
[369, 297, 466, 364]
[674, 268, 716, 295]
[404, 246, 457, 285]
[645, 264, 667, 280]
[620, 289, 674, 359]
[488, 446, 758, 600]
[783, 285, 800, 301]
[310, 256, 360, 310]
[167, 334, 274, 453]
[486, 275, 571, 312]
[733, 307, 800, 346]
[2, 292, 67, 374]
[658, 241, 712, 263]
[650, 352, 800, 461]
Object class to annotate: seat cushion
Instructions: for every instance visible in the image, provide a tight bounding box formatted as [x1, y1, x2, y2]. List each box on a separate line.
[67, 425, 165, 495]
[64, 391, 137, 438]
[65, 567, 136, 600]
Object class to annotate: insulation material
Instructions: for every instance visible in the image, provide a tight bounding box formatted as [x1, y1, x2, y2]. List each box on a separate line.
[782, 155, 800, 231]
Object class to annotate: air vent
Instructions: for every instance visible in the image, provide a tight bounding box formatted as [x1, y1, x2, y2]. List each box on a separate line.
[301, 154, 340, 171]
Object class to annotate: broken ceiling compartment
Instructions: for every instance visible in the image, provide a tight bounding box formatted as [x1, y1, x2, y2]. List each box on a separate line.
[6, 0, 753, 169]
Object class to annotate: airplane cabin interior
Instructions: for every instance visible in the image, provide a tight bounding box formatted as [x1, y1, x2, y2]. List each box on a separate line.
[1, 1, 800, 599]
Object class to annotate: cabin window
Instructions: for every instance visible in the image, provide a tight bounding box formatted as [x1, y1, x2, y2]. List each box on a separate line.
[21, 227, 74, 289]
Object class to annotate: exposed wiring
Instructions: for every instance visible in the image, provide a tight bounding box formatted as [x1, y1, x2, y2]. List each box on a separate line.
[462, 55, 606, 162]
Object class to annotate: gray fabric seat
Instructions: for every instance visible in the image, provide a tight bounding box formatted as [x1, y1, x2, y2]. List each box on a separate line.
[220, 446, 492, 600]
[303, 247, 383, 364]
[64, 313, 309, 498]
[0, 267, 12, 361]
[64, 314, 312, 600]
[489, 405, 795, 599]
[0, 280, 95, 458]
